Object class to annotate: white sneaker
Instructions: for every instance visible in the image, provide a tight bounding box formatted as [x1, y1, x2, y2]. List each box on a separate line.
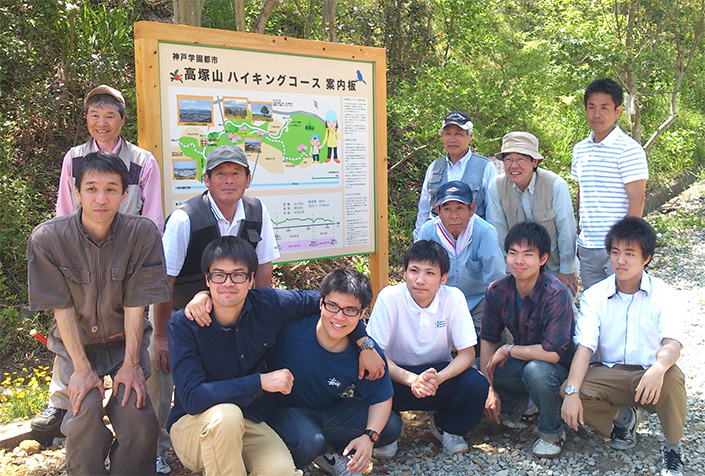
[156, 456, 171, 474]
[373, 440, 398, 459]
[314, 452, 362, 476]
[532, 431, 565, 459]
[429, 415, 469, 454]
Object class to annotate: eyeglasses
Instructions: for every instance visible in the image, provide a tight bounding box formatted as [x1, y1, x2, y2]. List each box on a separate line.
[322, 300, 364, 317]
[207, 271, 250, 284]
[502, 156, 532, 165]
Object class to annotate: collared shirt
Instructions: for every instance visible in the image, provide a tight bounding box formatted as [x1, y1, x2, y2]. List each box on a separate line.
[487, 171, 577, 274]
[56, 137, 165, 232]
[570, 126, 648, 248]
[573, 272, 684, 368]
[163, 192, 280, 276]
[482, 272, 575, 367]
[367, 283, 477, 367]
[414, 148, 497, 239]
[27, 211, 170, 348]
[417, 215, 505, 312]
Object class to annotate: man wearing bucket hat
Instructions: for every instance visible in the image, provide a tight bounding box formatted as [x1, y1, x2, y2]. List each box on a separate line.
[35, 85, 169, 472]
[417, 180, 505, 336]
[413, 111, 497, 240]
[487, 132, 578, 296]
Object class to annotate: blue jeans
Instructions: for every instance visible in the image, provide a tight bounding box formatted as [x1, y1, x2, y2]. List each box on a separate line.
[492, 358, 568, 440]
[268, 397, 402, 468]
[391, 362, 489, 436]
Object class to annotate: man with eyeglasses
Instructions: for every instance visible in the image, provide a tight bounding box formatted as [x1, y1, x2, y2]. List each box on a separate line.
[413, 111, 496, 240]
[487, 132, 578, 296]
[266, 268, 402, 476]
[167, 237, 384, 476]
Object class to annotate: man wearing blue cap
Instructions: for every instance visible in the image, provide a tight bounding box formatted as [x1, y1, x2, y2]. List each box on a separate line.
[417, 180, 505, 336]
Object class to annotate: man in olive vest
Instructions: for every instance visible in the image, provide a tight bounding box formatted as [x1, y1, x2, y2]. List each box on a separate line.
[487, 132, 578, 296]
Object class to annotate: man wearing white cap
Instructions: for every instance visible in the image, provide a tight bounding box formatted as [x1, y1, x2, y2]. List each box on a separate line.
[487, 132, 578, 296]
[413, 111, 496, 240]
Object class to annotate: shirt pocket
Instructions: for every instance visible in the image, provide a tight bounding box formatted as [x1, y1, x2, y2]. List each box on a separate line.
[249, 332, 277, 357]
[59, 266, 91, 284]
[111, 263, 132, 282]
[532, 209, 556, 223]
[464, 256, 482, 275]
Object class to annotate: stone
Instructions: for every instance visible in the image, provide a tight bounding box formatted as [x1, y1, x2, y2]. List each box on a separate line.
[18, 440, 41, 455]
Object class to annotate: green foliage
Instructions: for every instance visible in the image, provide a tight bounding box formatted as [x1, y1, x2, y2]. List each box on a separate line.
[0, 307, 51, 362]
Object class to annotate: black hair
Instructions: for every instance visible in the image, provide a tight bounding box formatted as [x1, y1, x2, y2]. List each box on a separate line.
[584, 78, 623, 107]
[201, 236, 258, 277]
[84, 94, 126, 119]
[504, 222, 551, 271]
[403, 240, 450, 276]
[604, 216, 656, 264]
[319, 268, 373, 310]
[75, 151, 128, 192]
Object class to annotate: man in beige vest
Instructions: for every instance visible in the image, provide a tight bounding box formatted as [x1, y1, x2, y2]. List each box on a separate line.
[487, 132, 578, 296]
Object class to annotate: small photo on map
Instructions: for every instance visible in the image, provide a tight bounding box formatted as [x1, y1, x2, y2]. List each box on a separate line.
[173, 159, 198, 180]
[224, 97, 248, 119]
[245, 138, 262, 153]
[178, 95, 213, 126]
[251, 102, 273, 121]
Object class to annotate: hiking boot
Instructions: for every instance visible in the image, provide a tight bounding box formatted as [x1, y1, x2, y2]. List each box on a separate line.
[31, 405, 67, 433]
[661, 448, 684, 476]
[373, 440, 398, 459]
[610, 407, 642, 450]
[429, 415, 468, 454]
[156, 456, 171, 474]
[314, 452, 362, 476]
[532, 430, 566, 459]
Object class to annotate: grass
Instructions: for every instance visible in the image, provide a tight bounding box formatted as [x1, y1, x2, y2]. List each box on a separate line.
[0, 365, 50, 423]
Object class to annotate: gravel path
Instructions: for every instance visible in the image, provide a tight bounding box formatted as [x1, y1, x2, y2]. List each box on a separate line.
[2, 181, 704, 476]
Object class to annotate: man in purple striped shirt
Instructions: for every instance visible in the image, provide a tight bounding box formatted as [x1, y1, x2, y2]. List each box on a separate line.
[480, 222, 575, 459]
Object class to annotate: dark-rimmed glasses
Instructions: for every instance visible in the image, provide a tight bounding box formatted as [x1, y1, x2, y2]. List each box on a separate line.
[207, 271, 250, 284]
[322, 300, 364, 317]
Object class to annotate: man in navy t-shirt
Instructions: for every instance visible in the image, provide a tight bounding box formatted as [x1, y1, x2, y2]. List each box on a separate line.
[267, 269, 402, 476]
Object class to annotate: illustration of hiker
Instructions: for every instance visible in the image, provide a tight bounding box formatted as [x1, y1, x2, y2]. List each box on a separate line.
[322, 110, 341, 163]
[311, 134, 321, 163]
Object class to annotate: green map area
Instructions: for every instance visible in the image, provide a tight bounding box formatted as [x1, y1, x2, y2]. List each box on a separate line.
[178, 113, 328, 179]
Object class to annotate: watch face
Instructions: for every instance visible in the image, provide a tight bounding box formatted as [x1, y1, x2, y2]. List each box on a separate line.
[565, 386, 579, 395]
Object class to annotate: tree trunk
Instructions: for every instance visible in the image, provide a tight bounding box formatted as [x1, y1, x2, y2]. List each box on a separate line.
[322, 0, 336, 42]
[624, 0, 642, 143]
[233, 0, 246, 31]
[253, 0, 288, 34]
[173, 0, 206, 26]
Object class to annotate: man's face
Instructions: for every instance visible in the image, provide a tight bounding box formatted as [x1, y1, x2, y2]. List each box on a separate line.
[503, 152, 540, 190]
[506, 241, 548, 284]
[585, 92, 622, 142]
[610, 239, 649, 289]
[437, 200, 475, 239]
[442, 125, 472, 160]
[403, 260, 448, 308]
[75, 170, 126, 228]
[205, 258, 253, 310]
[203, 162, 251, 208]
[86, 105, 125, 146]
[319, 291, 364, 341]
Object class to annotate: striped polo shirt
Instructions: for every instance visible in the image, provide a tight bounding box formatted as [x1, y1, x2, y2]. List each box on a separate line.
[570, 125, 648, 248]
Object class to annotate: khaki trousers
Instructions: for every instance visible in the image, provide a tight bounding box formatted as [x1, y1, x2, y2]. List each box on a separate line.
[575, 364, 686, 443]
[170, 403, 302, 476]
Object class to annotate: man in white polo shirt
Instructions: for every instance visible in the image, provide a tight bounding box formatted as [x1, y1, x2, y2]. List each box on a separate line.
[570, 78, 648, 289]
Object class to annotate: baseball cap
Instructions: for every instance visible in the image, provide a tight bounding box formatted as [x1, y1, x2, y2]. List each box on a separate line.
[205, 145, 250, 172]
[441, 111, 474, 132]
[435, 180, 474, 207]
[494, 131, 543, 161]
[84, 85, 125, 106]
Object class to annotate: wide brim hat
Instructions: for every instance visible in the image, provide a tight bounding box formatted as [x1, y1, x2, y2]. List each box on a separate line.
[494, 131, 543, 161]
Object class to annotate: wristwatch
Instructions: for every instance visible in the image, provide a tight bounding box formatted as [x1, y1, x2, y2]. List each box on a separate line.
[507, 344, 515, 357]
[363, 429, 379, 443]
[358, 337, 376, 352]
[564, 385, 580, 395]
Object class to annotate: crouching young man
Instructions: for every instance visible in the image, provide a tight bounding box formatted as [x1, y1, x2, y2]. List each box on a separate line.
[481, 222, 575, 458]
[266, 269, 402, 476]
[367, 240, 489, 456]
[561, 217, 686, 476]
